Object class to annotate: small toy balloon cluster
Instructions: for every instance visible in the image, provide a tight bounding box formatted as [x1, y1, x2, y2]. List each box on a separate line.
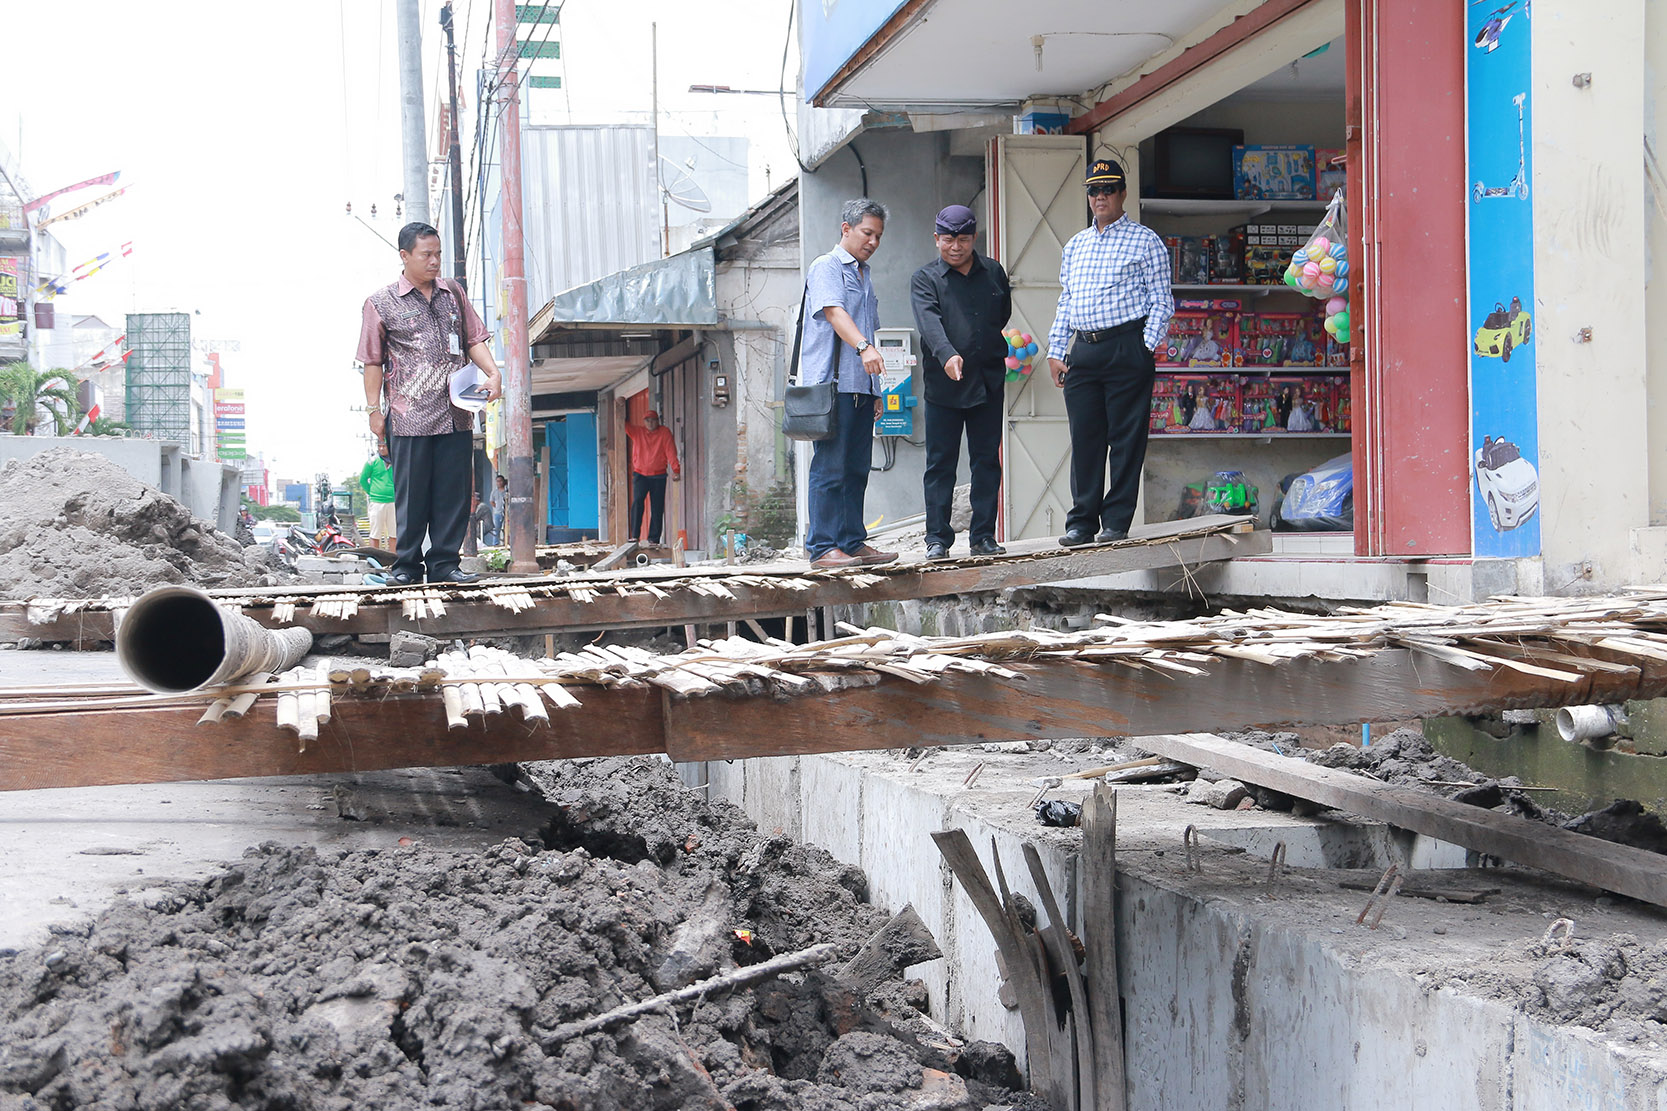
[1283, 233, 1351, 345]
[1004, 329, 1039, 381]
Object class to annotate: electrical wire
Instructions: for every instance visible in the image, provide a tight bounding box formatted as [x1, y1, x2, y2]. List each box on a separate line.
[848, 141, 868, 197]
[779, 0, 810, 172]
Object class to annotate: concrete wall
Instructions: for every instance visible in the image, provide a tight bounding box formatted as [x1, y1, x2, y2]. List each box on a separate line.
[0, 435, 239, 530]
[798, 128, 986, 532]
[697, 750, 1667, 1108]
[714, 236, 802, 523]
[1533, 0, 1653, 592]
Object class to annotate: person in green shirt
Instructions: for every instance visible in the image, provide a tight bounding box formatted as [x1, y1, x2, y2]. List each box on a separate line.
[360, 441, 397, 550]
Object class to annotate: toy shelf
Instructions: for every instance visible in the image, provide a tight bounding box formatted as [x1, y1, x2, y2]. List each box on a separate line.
[1172, 283, 1300, 296]
[1141, 198, 1328, 216]
[1150, 432, 1352, 442]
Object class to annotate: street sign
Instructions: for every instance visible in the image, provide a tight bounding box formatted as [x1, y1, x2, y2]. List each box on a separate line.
[516, 3, 559, 21]
[517, 39, 560, 58]
[216, 420, 246, 430]
[215, 389, 244, 400]
[529, 76, 562, 89]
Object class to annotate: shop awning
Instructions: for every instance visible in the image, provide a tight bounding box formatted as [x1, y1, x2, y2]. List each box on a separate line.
[804, 0, 1234, 109]
[529, 249, 717, 344]
[529, 356, 648, 395]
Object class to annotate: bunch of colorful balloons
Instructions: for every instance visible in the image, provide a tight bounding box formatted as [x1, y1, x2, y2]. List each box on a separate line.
[1282, 232, 1351, 345]
[1004, 329, 1039, 381]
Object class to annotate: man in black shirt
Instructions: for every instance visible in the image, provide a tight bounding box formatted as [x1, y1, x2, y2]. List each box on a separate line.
[910, 204, 1013, 560]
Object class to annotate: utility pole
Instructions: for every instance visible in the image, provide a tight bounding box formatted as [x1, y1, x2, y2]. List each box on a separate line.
[440, 2, 469, 284]
[495, 0, 537, 573]
[652, 22, 667, 257]
[395, 0, 431, 226]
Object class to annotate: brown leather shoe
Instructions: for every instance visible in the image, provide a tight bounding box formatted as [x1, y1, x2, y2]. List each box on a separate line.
[810, 547, 862, 569]
[851, 544, 898, 566]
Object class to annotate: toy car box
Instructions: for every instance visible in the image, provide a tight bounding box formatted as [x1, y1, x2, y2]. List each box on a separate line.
[1152, 372, 1240, 434]
[1158, 300, 1241, 367]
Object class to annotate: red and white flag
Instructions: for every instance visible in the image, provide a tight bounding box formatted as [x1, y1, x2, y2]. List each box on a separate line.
[72, 402, 101, 436]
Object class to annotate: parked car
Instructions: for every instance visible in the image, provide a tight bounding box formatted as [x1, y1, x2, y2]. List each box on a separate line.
[1475, 435, 1539, 531]
[1473, 297, 1532, 362]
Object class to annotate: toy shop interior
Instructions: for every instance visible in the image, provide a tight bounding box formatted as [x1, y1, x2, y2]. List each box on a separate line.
[1133, 37, 1353, 538]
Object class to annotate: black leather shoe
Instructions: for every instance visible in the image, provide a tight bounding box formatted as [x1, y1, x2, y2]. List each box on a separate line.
[1059, 529, 1094, 547]
[925, 541, 951, 561]
[431, 568, 480, 584]
[1095, 527, 1129, 544]
[386, 571, 416, 586]
[969, 539, 1007, 557]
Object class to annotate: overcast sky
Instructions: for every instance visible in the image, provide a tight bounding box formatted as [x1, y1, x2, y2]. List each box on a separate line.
[2, 0, 798, 487]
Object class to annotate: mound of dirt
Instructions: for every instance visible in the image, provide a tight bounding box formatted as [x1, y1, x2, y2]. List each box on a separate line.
[0, 447, 283, 600]
[0, 757, 1042, 1110]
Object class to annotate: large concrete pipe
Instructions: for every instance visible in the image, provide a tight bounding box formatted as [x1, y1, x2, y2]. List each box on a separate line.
[116, 585, 312, 694]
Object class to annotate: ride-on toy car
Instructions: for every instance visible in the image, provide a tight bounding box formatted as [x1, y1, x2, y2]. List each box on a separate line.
[1475, 435, 1539, 532]
[1474, 297, 1532, 362]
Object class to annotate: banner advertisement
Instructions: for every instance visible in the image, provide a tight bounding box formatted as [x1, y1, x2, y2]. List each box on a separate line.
[1465, 2, 1539, 557]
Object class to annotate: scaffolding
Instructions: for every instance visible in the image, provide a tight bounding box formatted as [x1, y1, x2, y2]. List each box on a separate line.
[124, 313, 192, 442]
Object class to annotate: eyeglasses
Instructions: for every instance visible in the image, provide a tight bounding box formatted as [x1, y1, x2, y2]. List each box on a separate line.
[1086, 184, 1122, 197]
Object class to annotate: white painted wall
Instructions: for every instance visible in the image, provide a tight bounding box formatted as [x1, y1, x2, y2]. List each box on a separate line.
[1645, 1, 1667, 545]
[1533, 0, 1651, 592]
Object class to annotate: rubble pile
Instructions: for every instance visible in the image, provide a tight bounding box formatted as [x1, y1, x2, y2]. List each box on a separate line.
[0, 448, 284, 601]
[0, 756, 1041, 1110]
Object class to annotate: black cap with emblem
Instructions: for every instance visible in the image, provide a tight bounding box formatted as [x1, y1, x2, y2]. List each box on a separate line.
[1085, 159, 1126, 188]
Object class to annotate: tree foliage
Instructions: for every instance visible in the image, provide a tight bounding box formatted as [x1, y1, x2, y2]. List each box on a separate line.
[0, 362, 80, 436]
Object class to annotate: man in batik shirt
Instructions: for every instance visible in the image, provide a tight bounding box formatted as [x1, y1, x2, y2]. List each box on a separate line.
[357, 222, 501, 585]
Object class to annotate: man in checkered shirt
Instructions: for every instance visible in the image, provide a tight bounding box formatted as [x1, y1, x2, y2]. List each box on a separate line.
[1045, 158, 1175, 547]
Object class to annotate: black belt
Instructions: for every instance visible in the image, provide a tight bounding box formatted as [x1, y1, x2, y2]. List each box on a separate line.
[1076, 318, 1146, 344]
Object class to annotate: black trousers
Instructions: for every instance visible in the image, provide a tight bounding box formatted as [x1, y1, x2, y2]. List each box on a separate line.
[388, 428, 472, 581]
[924, 395, 1002, 548]
[1063, 328, 1155, 536]
[630, 472, 668, 543]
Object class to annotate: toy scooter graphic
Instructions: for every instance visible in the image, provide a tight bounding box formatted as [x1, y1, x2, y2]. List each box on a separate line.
[1473, 94, 1528, 202]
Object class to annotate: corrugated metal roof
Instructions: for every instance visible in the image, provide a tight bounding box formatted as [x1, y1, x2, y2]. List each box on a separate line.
[533, 250, 716, 336]
[522, 126, 660, 313]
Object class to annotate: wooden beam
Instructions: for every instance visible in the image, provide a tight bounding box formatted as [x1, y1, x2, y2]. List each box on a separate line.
[9, 643, 1666, 795]
[661, 648, 1667, 763]
[0, 686, 665, 792]
[1129, 732, 1667, 910]
[0, 521, 1267, 646]
[1066, 0, 1320, 135]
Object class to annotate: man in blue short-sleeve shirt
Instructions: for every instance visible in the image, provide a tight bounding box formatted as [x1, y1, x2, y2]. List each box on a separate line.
[800, 198, 899, 569]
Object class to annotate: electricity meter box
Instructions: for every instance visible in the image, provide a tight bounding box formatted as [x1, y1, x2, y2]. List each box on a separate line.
[873, 327, 918, 437]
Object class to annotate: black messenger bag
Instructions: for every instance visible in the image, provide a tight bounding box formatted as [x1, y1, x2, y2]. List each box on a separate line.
[781, 285, 838, 442]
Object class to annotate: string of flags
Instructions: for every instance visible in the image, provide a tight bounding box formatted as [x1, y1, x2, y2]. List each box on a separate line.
[36, 241, 133, 300]
[35, 187, 128, 230]
[22, 171, 121, 215]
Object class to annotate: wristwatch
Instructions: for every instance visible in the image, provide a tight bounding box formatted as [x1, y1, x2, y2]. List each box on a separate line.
[855, 340, 872, 354]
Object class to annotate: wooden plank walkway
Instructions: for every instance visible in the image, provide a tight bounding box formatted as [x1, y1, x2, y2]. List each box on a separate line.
[0, 515, 1264, 645]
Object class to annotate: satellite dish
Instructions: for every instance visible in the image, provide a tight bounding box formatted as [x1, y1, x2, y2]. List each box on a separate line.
[659, 156, 712, 214]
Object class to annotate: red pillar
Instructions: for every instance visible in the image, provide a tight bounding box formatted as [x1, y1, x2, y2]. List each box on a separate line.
[1347, 0, 1471, 556]
[495, 0, 538, 571]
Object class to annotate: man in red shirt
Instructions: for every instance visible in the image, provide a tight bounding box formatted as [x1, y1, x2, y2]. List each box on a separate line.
[618, 399, 680, 545]
[358, 222, 501, 585]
